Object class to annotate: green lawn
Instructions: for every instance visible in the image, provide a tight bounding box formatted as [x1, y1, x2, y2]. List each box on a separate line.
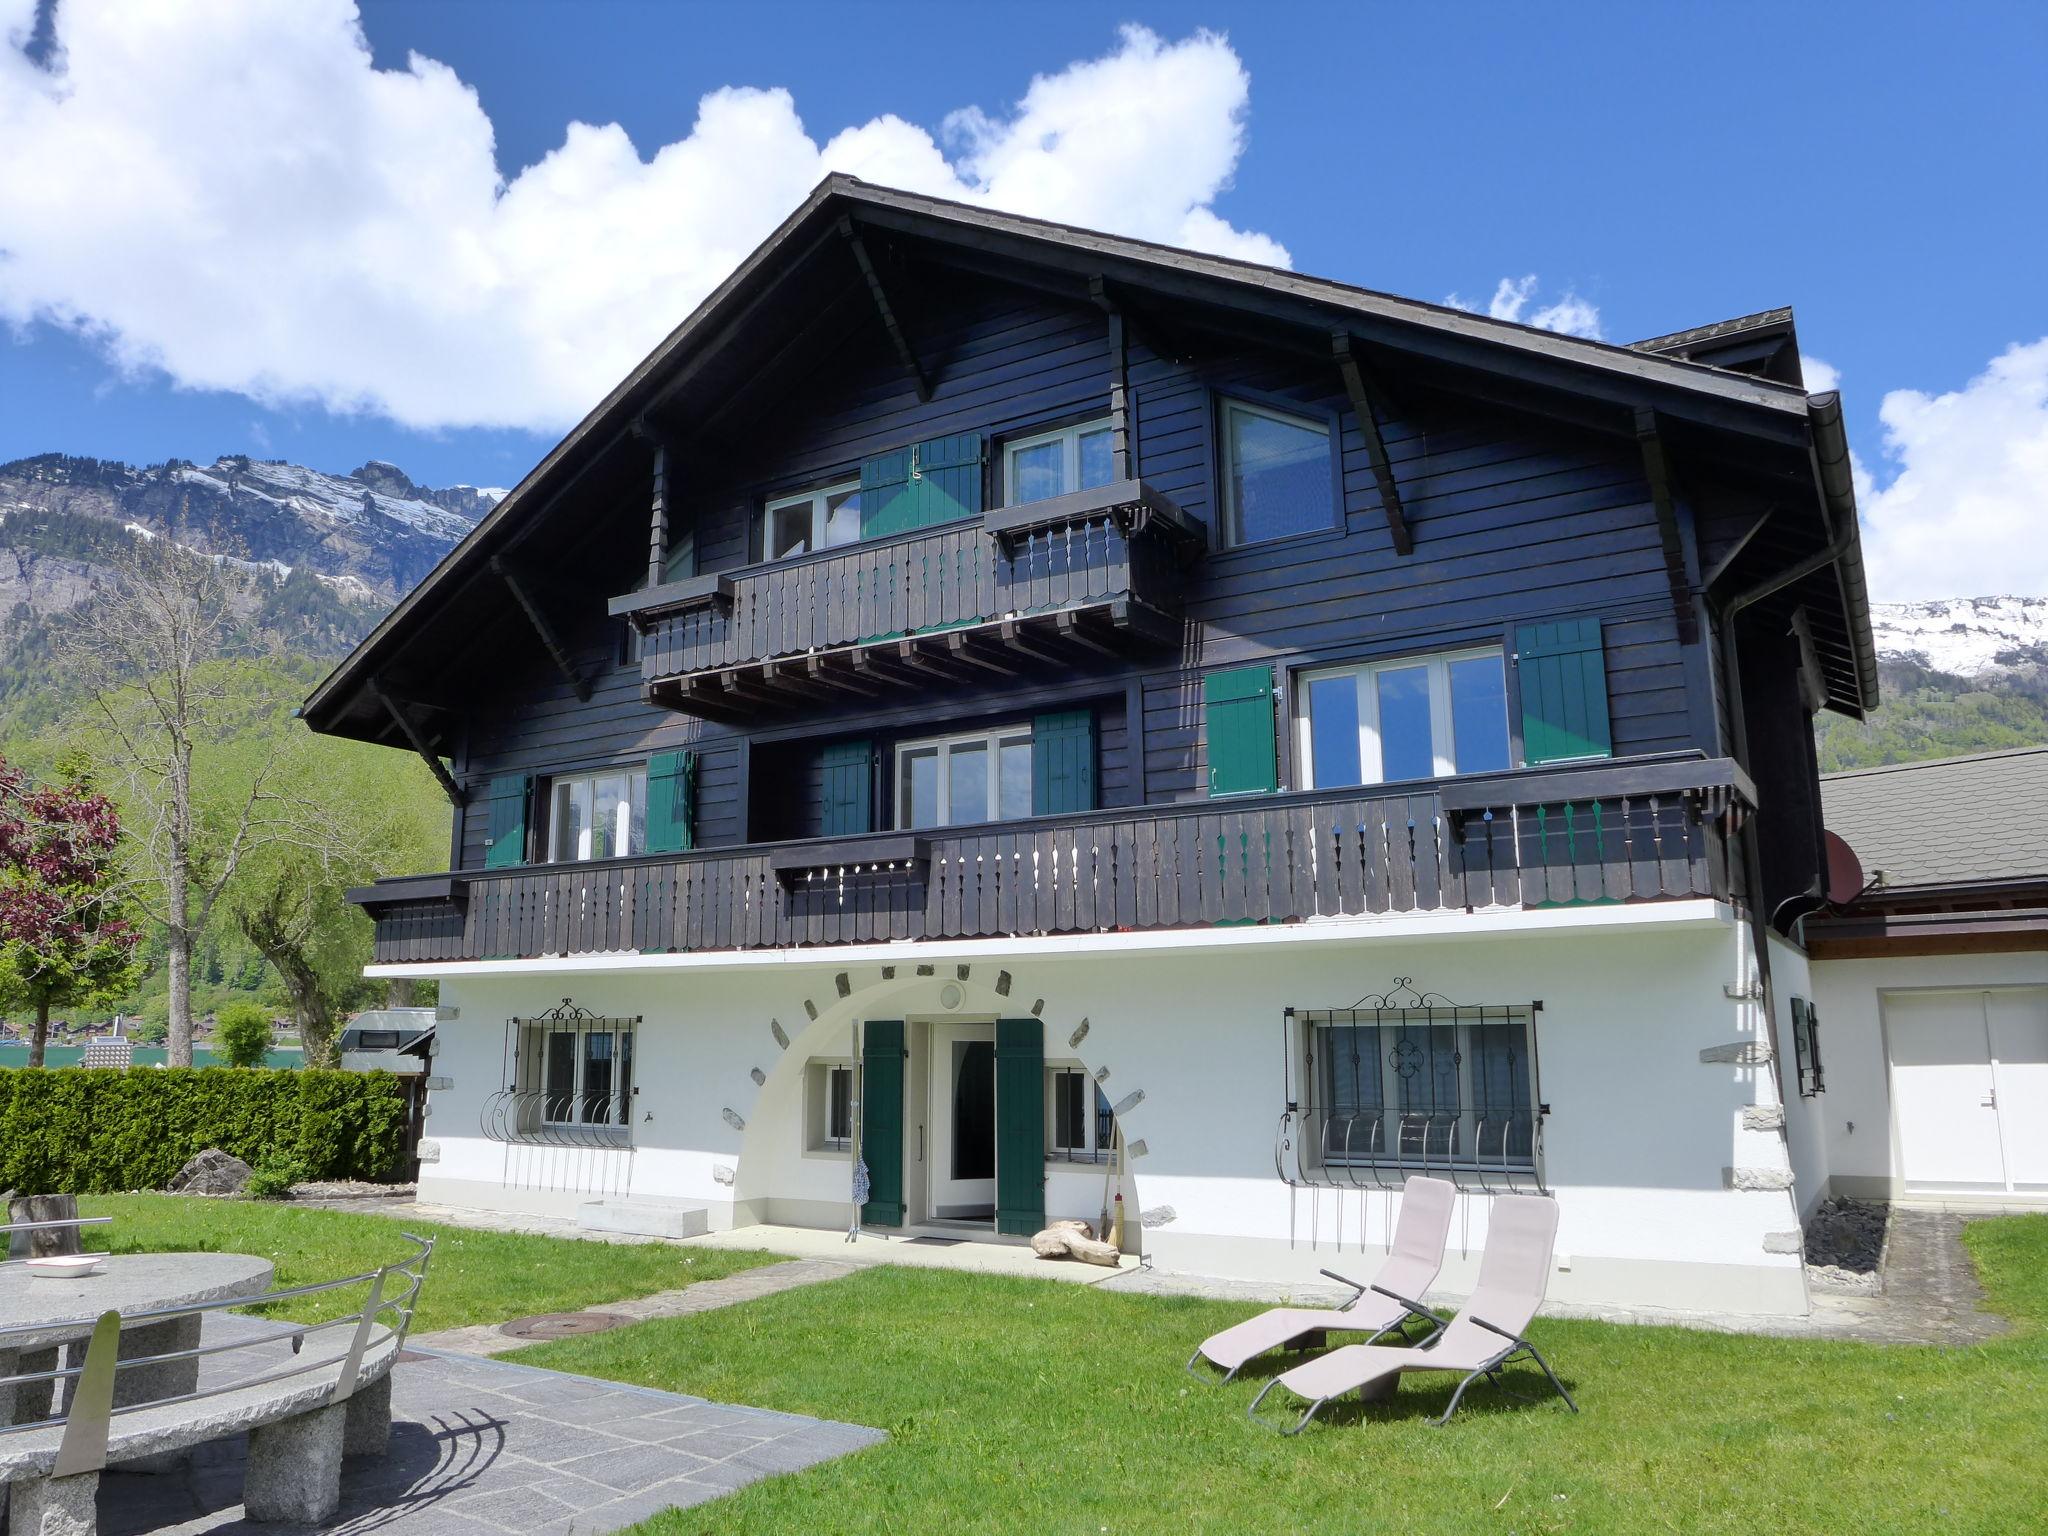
[77, 1194, 780, 1335]
[507, 1214, 2048, 1536]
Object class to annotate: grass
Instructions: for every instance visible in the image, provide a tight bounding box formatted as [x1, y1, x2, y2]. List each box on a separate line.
[76, 1194, 781, 1335]
[502, 1213, 2048, 1536]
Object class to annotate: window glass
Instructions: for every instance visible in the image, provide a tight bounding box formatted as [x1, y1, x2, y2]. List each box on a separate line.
[827, 1066, 852, 1145]
[548, 768, 648, 862]
[1225, 402, 1332, 545]
[768, 497, 813, 560]
[998, 736, 1034, 819]
[582, 1031, 615, 1124]
[1005, 418, 1115, 506]
[1375, 666, 1434, 783]
[590, 774, 629, 860]
[1449, 655, 1511, 774]
[765, 481, 860, 561]
[900, 746, 941, 830]
[1307, 673, 1363, 789]
[947, 742, 989, 825]
[1010, 441, 1064, 504]
[1078, 428, 1115, 489]
[823, 486, 862, 547]
[1056, 1071, 1085, 1150]
[544, 1032, 576, 1122]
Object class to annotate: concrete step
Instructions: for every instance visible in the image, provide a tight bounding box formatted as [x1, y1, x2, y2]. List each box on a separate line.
[575, 1198, 709, 1239]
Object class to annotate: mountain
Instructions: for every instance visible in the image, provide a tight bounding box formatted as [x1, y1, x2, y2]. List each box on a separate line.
[0, 452, 498, 740]
[1818, 598, 2048, 771]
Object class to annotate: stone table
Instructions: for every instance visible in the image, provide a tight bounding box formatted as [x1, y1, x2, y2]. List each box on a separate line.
[1, 1251, 274, 1426]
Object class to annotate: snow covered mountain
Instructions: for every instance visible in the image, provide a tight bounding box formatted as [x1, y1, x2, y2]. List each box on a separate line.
[1866, 598, 2048, 680]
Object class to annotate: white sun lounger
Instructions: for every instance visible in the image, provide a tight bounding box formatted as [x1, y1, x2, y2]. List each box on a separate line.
[1188, 1175, 1456, 1381]
[1248, 1193, 1576, 1431]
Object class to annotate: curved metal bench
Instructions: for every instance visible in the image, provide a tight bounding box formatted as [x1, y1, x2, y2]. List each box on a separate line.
[2, 1233, 431, 1534]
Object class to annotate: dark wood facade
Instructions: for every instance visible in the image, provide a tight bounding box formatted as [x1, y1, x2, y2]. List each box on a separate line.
[313, 179, 1874, 964]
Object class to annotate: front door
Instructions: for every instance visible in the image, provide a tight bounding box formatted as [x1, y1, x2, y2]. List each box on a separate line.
[1887, 988, 2048, 1194]
[928, 1022, 996, 1220]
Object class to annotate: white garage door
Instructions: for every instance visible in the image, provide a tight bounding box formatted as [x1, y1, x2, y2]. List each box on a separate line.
[1886, 988, 2048, 1195]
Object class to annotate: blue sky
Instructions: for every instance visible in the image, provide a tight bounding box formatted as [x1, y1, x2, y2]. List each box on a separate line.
[3, 2, 2043, 595]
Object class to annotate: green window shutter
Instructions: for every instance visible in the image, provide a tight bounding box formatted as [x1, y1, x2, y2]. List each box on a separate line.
[482, 774, 532, 869]
[859, 448, 915, 538]
[1031, 709, 1097, 816]
[821, 740, 872, 837]
[860, 1020, 907, 1226]
[1205, 665, 1277, 797]
[1515, 618, 1613, 765]
[994, 1018, 1045, 1237]
[911, 432, 984, 528]
[645, 750, 697, 854]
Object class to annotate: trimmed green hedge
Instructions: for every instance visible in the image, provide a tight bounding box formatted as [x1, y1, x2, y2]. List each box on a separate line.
[0, 1068, 411, 1195]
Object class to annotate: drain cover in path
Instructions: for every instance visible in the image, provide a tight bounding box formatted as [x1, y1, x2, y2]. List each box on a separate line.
[498, 1311, 632, 1341]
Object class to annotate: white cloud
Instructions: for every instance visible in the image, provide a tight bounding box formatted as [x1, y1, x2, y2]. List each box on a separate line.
[1854, 339, 2048, 601]
[1445, 274, 1604, 340]
[0, 6, 1283, 433]
[1800, 354, 1841, 395]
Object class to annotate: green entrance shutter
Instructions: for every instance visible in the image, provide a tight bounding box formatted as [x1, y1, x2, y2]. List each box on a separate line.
[994, 1017, 1045, 1237]
[1204, 665, 1277, 796]
[1032, 709, 1096, 815]
[1515, 618, 1613, 764]
[859, 448, 914, 538]
[860, 1020, 907, 1226]
[821, 740, 873, 836]
[860, 435, 984, 538]
[645, 750, 696, 853]
[482, 774, 532, 868]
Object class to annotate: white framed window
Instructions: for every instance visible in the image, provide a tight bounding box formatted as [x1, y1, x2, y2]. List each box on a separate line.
[764, 479, 862, 561]
[520, 1021, 636, 1128]
[1045, 1063, 1113, 1162]
[895, 727, 1034, 830]
[1304, 1006, 1537, 1172]
[804, 1059, 854, 1152]
[547, 767, 648, 862]
[1296, 647, 1511, 789]
[1003, 417, 1116, 506]
[1220, 399, 1334, 546]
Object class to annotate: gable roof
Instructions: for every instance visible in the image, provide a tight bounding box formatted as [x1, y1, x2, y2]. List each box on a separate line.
[301, 174, 1876, 741]
[1822, 747, 2048, 891]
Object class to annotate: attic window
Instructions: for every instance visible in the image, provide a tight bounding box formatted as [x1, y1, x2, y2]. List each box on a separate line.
[1220, 400, 1335, 546]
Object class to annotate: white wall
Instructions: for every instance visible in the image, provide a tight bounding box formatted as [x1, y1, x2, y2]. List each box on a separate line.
[415, 912, 1810, 1314]
[1768, 934, 1830, 1220]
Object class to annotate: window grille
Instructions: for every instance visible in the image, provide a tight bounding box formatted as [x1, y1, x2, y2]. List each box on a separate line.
[1790, 997, 1825, 1098]
[483, 1000, 639, 1147]
[1276, 978, 1546, 1193]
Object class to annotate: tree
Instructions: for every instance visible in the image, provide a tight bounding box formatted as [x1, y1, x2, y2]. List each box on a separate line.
[0, 757, 143, 1067]
[60, 538, 297, 1066]
[213, 1000, 274, 1068]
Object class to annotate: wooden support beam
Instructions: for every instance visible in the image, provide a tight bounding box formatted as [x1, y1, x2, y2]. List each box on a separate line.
[370, 681, 465, 808]
[718, 669, 783, 708]
[759, 658, 835, 701]
[1635, 408, 1700, 644]
[1090, 277, 1135, 479]
[492, 557, 592, 701]
[852, 648, 925, 686]
[1089, 274, 1196, 365]
[840, 216, 932, 402]
[896, 636, 978, 683]
[998, 616, 1067, 666]
[944, 631, 1019, 676]
[643, 434, 670, 588]
[1333, 332, 1412, 557]
[1055, 609, 1121, 658]
[806, 654, 882, 697]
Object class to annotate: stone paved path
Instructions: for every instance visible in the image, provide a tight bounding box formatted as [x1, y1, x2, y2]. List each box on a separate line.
[409, 1258, 859, 1358]
[95, 1317, 883, 1535]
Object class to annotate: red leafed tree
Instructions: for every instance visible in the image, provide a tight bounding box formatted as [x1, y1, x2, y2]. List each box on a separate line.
[0, 757, 142, 1068]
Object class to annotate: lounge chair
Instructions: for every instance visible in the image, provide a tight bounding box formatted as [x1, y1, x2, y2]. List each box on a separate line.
[1188, 1175, 1456, 1381]
[1248, 1193, 1577, 1431]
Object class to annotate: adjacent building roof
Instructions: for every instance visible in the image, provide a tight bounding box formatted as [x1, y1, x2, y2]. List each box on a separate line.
[1822, 747, 2048, 891]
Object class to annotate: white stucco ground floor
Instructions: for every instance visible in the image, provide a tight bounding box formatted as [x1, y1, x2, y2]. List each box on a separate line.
[375, 900, 1844, 1318]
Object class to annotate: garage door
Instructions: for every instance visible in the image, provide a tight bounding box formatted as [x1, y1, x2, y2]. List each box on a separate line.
[1885, 988, 2048, 1195]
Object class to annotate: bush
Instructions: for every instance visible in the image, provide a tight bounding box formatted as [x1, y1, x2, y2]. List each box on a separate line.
[0, 1068, 412, 1195]
[214, 1002, 275, 1068]
[245, 1153, 305, 1201]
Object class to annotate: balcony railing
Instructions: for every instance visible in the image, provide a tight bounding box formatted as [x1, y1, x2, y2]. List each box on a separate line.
[354, 755, 1752, 966]
[608, 480, 1202, 718]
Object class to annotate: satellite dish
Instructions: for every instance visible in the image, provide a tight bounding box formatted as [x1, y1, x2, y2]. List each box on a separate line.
[1823, 830, 1865, 906]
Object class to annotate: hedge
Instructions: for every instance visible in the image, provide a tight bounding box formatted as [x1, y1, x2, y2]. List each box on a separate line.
[0, 1068, 412, 1195]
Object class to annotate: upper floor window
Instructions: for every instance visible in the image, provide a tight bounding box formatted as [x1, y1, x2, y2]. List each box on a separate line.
[897, 726, 1033, 830]
[1298, 648, 1510, 788]
[1004, 418, 1115, 505]
[549, 767, 647, 862]
[1221, 400, 1334, 546]
[765, 480, 861, 561]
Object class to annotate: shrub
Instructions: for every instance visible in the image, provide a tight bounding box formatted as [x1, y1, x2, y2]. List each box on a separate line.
[214, 1002, 275, 1068]
[0, 1068, 412, 1194]
[245, 1153, 305, 1201]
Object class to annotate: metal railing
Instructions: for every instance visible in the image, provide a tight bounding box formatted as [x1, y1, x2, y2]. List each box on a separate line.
[478, 1088, 635, 1148]
[0, 1232, 433, 1479]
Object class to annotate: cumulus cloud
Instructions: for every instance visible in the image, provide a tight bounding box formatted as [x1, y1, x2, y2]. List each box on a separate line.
[0, 5, 1283, 433]
[1445, 274, 1604, 340]
[1855, 339, 2048, 601]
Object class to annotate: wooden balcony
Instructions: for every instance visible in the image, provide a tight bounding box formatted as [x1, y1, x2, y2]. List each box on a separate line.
[353, 755, 1752, 966]
[608, 479, 1202, 720]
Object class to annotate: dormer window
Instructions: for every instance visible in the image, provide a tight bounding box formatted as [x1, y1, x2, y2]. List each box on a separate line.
[765, 480, 861, 561]
[1003, 418, 1115, 505]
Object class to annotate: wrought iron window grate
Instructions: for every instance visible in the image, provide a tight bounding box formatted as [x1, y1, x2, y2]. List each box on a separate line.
[483, 1000, 641, 1147]
[1275, 978, 1546, 1194]
[1790, 997, 1825, 1098]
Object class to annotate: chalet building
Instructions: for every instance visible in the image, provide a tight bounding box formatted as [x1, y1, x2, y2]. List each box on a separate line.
[307, 176, 1883, 1316]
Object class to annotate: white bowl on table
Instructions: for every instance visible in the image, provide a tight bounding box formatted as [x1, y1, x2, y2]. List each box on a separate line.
[24, 1254, 106, 1279]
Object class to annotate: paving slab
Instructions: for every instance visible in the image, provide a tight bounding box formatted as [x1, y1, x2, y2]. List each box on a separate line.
[89, 1315, 884, 1535]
